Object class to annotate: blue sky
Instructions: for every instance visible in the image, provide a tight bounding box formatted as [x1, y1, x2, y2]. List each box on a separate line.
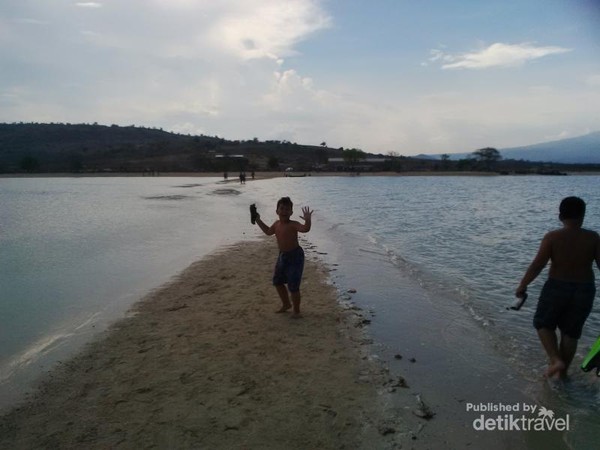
[1, 0, 599, 155]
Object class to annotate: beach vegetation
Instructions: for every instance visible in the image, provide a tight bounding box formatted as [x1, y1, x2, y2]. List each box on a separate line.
[342, 148, 366, 165]
[20, 155, 40, 172]
[314, 147, 329, 164]
[440, 154, 450, 170]
[472, 147, 502, 171]
[456, 157, 476, 171]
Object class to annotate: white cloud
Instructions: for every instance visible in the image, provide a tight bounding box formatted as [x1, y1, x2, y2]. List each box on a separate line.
[208, 0, 331, 60]
[263, 69, 317, 109]
[68, 1, 330, 62]
[75, 2, 102, 8]
[430, 43, 572, 70]
[427, 48, 454, 64]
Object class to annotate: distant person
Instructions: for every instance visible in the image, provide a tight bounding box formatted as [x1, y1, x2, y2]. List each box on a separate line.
[516, 197, 600, 378]
[251, 197, 313, 317]
[224, 171, 228, 180]
[251, 170, 255, 180]
[239, 172, 246, 184]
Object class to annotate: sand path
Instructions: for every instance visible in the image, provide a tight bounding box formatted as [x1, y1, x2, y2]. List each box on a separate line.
[1, 239, 410, 449]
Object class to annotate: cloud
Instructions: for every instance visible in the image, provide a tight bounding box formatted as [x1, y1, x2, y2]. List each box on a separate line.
[430, 43, 572, 70]
[75, 2, 102, 8]
[65, 1, 330, 62]
[426, 48, 454, 65]
[207, 0, 331, 60]
[263, 69, 316, 109]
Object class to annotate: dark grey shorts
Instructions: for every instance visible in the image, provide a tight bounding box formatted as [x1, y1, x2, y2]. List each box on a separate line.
[533, 279, 596, 339]
[273, 246, 304, 293]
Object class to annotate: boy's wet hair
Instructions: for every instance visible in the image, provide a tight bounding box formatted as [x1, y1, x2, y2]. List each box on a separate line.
[277, 196, 293, 209]
[559, 196, 586, 220]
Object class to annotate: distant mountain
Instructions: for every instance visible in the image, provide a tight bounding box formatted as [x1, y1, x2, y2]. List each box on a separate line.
[440, 132, 600, 164]
[414, 154, 438, 160]
[499, 132, 600, 164]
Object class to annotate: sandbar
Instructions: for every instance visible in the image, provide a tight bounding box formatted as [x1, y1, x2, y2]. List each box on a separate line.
[0, 239, 414, 449]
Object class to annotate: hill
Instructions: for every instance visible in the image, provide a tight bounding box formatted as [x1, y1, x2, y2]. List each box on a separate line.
[1, 123, 599, 174]
[0, 123, 342, 173]
[499, 132, 600, 163]
[437, 131, 600, 164]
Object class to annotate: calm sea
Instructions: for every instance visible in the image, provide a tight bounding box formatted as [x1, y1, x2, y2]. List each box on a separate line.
[0, 177, 255, 407]
[1, 175, 599, 448]
[249, 175, 600, 449]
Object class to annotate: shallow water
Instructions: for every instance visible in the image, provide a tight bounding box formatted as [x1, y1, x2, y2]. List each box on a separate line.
[2, 174, 599, 448]
[249, 175, 600, 449]
[0, 177, 255, 407]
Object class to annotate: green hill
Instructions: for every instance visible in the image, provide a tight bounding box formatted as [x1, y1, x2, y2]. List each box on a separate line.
[0, 123, 340, 173]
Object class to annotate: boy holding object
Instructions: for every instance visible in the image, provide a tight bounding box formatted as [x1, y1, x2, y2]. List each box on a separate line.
[251, 197, 313, 317]
[516, 196, 600, 378]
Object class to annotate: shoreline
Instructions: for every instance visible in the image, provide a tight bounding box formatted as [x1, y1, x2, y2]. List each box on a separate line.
[0, 239, 415, 449]
[3, 170, 598, 179]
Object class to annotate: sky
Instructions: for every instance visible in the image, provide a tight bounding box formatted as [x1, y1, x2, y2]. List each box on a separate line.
[1, 0, 599, 155]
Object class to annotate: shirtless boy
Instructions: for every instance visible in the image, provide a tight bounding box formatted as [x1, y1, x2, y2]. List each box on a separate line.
[253, 197, 313, 317]
[516, 196, 600, 378]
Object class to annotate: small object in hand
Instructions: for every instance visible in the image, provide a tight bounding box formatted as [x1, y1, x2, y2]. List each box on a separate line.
[250, 204, 258, 224]
[508, 292, 528, 311]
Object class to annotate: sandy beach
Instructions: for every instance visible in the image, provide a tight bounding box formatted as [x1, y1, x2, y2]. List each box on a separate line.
[0, 238, 422, 449]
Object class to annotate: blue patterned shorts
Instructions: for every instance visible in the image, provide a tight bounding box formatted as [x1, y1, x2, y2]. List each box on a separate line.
[273, 246, 305, 293]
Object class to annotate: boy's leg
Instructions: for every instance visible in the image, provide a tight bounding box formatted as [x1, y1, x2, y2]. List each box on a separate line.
[275, 284, 292, 313]
[558, 332, 578, 376]
[285, 247, 304, 317]
[537, 328, 565, 378]
[290, 290, 301, 317]
[556, 283, 594, 376]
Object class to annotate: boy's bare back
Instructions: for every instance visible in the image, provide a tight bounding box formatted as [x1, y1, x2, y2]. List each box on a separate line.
[544, 227, 600, 282]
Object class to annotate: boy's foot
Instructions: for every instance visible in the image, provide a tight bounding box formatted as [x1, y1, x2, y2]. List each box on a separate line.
[275, 304, 292, 313]
[545, 359, 566, 379]
[250, 204, 259, 224]
[291, 312, 303, 319]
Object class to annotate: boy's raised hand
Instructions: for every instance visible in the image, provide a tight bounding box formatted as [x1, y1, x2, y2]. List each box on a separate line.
[300, 206, 313, 221]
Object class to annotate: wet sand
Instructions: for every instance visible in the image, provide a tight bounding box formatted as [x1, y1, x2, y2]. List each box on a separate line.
[0, 239, 420, 449]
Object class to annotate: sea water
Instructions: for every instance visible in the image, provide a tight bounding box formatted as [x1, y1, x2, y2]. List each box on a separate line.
[0, 177, 255, 408]
[248, 175, 600, 449]
[1, 175, 599, 448]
